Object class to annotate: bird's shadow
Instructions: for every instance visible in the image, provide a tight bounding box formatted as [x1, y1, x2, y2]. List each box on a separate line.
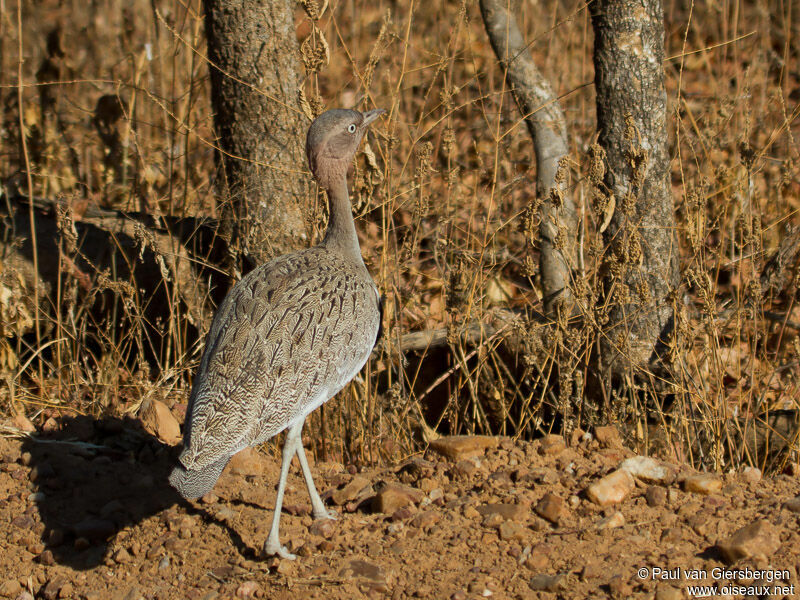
[21, 415, 255, 569]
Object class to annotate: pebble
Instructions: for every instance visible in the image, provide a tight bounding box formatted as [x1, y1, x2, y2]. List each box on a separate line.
[538, 435, 566, 456]
[645, 485, 667, 507]
[372, 482, 423, 514]
[782, 496, 800, 513]
[411, 510, 441, 530]
[655, 586, 683, 600]
[596, 511, 625, 530]
[226, 447, 268, 477]
[0, 580, 21, 597]
[619, 456, 673, 484]
[309, 518, 336, 538]
[594, 426, 623, 449]
[158, 556, 170, 570]
[497, 521, 525, 541]
[113, 548, 131, 564]
[585, 469, 634, 507]
[683, 474, 723, 495]
[528, 574, 564, 592]
[716, 519, 781, 563]
[235, 581, 262, 598]
[428, 436, 499, 461]
[740, 466, 762, 483]
[339, 559, 386, 584]
[475, 503, 527, 522]
[139, 399, 182, 445]
[535, 493, 568, 525]
[330, 475, 371, 505]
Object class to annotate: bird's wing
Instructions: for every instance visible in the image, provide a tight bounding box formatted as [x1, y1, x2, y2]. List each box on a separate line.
[179, 250, 379, 471]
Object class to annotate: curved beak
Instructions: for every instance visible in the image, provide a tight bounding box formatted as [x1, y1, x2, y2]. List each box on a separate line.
[361, 108, 386, 127]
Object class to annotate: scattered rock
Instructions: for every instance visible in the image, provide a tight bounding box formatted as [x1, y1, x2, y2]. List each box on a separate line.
[538, 435, 566, 456]
[716, 520, 781, 563]
[534, 493, 568, 525]
[411, 510, 441, 530]
[528, 574, 564, 592]
[226, 448, 268, 477]
[619, 456, 673, 484]
[330, 475, 371, 505]
[585, 469, 634, 507]
[42, 577, 67, 600]
[594, 426, 622, 449]
[428, 436, 499, 461]
[235, 581, 262, 598]
[476, 503, 527, 522]
[655, 586, 683, 600]
[0, 580, 21, 598]
[372, 482, 423, 514]
[596, 511, 625, 530]
[309, 518, 336, 538]
[645, 486, 667, 507]
[113, 548, 131, 564]
[497, 521, 526, 541]
[11, 414, 35, 433]
[139, 399, 181, 445]
[740, 466, 761, 483]
[683, 474, 722, 495]
[339, 559, 386, 584]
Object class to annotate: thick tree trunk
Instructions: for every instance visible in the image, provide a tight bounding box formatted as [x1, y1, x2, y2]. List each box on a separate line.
[479, 0, 577, 316]
[591, 0, 679, 376]
[203, 0, 310, 263]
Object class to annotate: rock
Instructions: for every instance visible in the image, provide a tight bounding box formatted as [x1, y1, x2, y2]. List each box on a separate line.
[716, 520, 781, 563]
[226, 448, 267, 477]
[72, 518, 116, 541]
[113, 547, 131, 564]
[538, 435, 566, 456]
[740, 466, 761, 483]
[235, 581, 262, 598]
[683, 474, 722, 495]
[372, 482, 423, 514]
[476, 503, 527, 522]
[594, 426, 622, 449]
[498, 521, 526, 541]
[139, 399, 181, 445]
[608, 574, 632, 598]
[596, 511, 625, 530]
[585, 469, 634, 507]
[0, 580, 21, 598]
[534, 493, 568, 525]
[428, 436, 499, 461]
[655, 587, 683, 600]
[330, 475, 371, 505]
[645, 486, 667, 507]
[42, 577, 69, 600]
[619, 456, 673, 484]
[309, 519, 336, 538]
[12, 414, 36, 433]
[411, 510, 441, 530]
[783, 496, 800, 513]
[528, 574, 564, 592]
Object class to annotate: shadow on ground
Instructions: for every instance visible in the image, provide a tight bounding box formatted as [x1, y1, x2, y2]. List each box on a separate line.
[20, 415, 208, 569]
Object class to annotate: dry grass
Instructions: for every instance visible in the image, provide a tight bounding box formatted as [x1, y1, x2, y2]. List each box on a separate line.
[2, 0, 799, 473]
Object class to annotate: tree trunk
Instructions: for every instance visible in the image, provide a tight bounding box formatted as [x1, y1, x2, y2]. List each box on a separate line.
[203, 0, 310, 264]
[591, 0, 678, 377]
[479, 0, 577, 316]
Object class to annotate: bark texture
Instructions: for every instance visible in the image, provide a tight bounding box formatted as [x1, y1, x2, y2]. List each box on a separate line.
[591, 0, 678, 373]
[479, 0, 577, 316]
[203, 0, 310, 263]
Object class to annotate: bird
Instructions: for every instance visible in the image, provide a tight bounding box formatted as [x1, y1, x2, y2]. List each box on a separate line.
[168, 108, 385, 560]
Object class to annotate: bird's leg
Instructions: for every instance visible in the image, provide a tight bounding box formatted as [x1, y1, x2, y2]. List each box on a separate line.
[263, 422, 302, 560]
[293, 420, 337, 521]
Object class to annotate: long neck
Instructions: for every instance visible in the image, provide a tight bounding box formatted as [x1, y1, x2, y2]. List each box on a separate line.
[321, 176, 364, 265]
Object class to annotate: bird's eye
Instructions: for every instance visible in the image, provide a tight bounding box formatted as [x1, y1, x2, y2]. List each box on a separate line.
[347, 124, 357, 134]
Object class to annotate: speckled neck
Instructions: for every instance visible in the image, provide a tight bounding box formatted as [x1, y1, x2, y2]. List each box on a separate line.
[321, 176, 364, 267]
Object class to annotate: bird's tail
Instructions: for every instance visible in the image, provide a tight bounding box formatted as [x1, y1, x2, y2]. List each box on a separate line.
[168, 455, 230, 500]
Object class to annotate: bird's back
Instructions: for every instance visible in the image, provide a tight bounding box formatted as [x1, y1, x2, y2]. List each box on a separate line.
[176, 246, 380, 473]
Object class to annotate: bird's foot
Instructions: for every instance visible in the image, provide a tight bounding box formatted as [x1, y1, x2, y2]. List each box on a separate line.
[263, 537, 296, 561]
[312, 506, 338, 521]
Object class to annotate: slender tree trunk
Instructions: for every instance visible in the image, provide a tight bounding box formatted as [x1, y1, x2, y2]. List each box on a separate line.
[479, 0, 577, 316]
[591, 0, 679, 378]
[203, 0, 310, 263]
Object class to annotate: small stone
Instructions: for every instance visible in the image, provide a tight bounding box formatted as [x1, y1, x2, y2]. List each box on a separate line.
[0, 580, 22, 597]
[528, 574, 564, 592]
[371, 482, 423, 513]
[391, 507, 414, 521]
[235, 581, 262, 598]
[12, 413, 36, 433]
[38, 550, 55, 566]
[655, 586, 683, 600]
[683, 474, 722, 495]
[451, 592, 467, 600]
[498, 521, 525, 541]
[428, 436, 499, 461]
[716, 519, 781, 563]
[42, 577, 67, 600]
[158, 556, 170, 570]
[139, 399, 182, 445]
[538, 435, 566, 456]
[594, 426, 622, 449]
[411, 510, 441, 530]
[619, 456, 673, 484]
[596, 511, 625, 530]
[201, 493, 218, 504]
[330, 475, 371, 505]
[226, 448, 268, 477]
[608, 574, 632, 598]
[645, 485, 667, 507]
[783, 496, 800, 513]
[476, 503, 527, 522]
[740, 466, 761, 483]
[113, 547, 131, 564]
[585, 469, 635, 507]
[535, 493, 568, 525]
[309, 519, 336, 538]
[339, 559, 385, 584]
[463, 505, 480, 519]
[57, 583, 73, 599]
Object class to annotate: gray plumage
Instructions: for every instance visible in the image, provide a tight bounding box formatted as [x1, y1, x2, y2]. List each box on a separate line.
[169, 108, 384, 559]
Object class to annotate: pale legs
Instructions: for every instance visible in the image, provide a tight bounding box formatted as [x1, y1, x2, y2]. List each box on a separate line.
[263, 419, 337, 560]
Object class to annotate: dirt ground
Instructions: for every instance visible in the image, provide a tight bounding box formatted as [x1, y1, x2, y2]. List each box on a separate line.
[1, 416, 799, 600]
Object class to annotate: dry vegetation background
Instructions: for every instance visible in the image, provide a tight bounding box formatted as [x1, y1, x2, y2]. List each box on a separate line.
[1, 0, 799, 474]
